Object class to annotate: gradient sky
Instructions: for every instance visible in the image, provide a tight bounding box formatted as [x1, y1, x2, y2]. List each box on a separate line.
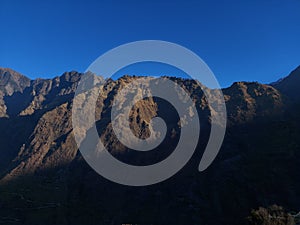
[1, 0, 300, 87]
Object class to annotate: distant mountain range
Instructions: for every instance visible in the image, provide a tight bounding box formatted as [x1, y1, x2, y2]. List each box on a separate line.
[0, 66, 299, 225]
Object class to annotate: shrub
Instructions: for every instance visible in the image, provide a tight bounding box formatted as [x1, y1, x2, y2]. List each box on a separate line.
[246, 205, 295, 225]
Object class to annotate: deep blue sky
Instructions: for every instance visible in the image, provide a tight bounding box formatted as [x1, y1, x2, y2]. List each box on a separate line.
[1, 0, 300, 87]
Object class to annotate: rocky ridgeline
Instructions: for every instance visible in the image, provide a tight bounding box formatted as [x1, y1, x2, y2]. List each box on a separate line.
[0, 67, 299, 225]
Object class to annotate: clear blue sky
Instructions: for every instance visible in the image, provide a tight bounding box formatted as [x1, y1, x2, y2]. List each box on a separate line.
[0, 0, 300, 87]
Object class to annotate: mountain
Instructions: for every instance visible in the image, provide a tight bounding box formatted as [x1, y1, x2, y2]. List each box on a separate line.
[0, 68, 30, 117]
[0, 67, 299, 225]
[273, 66, 300, 101]
[0, 68, 30, 95]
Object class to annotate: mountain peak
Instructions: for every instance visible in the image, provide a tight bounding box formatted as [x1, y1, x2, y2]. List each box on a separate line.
[0, 67, 29, 79]
[273, 65, 300, 101]
[0, 68, 31, 95]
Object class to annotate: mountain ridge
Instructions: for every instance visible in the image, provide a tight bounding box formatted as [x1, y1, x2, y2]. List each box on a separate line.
[0, 67, 295, 179]
[0, 66, 299, 225]
[273, 65, 300, 101]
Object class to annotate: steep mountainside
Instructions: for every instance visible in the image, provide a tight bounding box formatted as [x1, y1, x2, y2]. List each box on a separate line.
[273, 65, 300, 101]
[0, 67, 299, 225]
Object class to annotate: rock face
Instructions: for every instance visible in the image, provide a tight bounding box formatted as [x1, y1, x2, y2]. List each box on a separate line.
[0, 68, 30, 117]
[0, 67, 299, 225]
[0, 68, 30, 95]
[224, 81, 285, 124]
